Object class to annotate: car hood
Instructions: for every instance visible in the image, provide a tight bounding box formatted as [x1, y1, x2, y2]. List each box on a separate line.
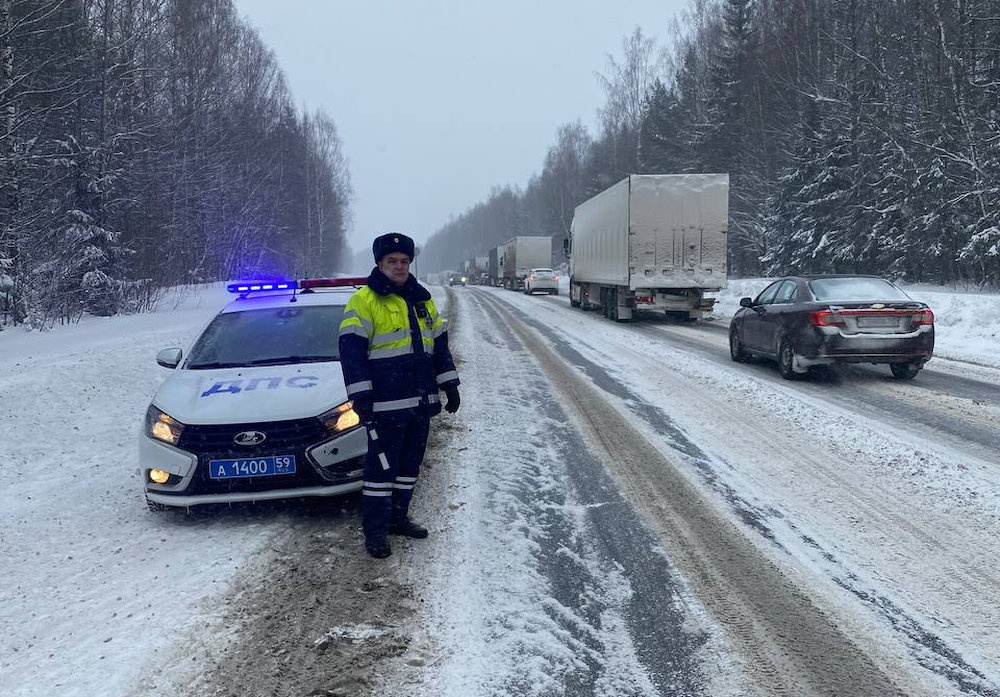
[152, 362, 348, 425]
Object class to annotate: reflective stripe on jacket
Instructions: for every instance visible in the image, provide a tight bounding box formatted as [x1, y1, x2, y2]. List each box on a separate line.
[338, 271, 459, 416]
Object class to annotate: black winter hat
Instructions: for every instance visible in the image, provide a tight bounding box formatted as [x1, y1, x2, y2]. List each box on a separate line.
[372, 232, 415, 262]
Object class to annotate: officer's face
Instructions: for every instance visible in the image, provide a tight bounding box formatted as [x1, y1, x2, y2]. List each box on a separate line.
[378, 252, 411, 286]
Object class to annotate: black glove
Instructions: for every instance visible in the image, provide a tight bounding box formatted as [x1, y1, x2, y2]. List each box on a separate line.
[443, 386, 461, 414]
[352, 397, 374, 422]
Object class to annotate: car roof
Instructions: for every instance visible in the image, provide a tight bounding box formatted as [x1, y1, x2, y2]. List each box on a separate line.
[220, 287, 357, 314]
[782, 274, 888, 281]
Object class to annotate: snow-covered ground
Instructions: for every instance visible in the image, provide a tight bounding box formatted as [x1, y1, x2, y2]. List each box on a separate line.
[0, 285, 262, 697]
[1, 278, 997, 695]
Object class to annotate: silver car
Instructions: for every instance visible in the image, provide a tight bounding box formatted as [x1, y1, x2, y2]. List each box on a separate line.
[524, 268, 559, 295]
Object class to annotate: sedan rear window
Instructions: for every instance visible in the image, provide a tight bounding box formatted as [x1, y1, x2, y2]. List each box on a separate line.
[808, 277, 911, 302]
[532, 268, 553, 274]
[186, 305, 345, 368]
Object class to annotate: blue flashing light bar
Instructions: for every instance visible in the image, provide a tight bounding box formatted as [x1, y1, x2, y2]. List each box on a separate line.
[226, 280, 299, 293]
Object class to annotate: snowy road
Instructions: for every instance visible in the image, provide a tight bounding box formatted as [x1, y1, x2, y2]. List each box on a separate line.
[466, 285, 999, 696]
[2, 282, 998, 697]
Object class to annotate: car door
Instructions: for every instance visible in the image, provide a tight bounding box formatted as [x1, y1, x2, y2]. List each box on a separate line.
[742, 281, 782, 351]
[759, 280, 799, 353]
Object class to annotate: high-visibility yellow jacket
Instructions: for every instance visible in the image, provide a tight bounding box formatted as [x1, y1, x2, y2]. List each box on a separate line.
[338, 269, 459, 417]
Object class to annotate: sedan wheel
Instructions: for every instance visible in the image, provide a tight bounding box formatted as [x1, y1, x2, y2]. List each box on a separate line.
[729, 327, 749, 362]
[889, 362, 921, 380]
[777, 340, 799, 380]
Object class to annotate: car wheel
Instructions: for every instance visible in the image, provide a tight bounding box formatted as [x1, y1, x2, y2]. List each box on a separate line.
[551, 289, 558, 296]
[777, 339, 799, 380]
[145, 494, 168, 512]
[890, 362, 921, 380]
[729, 326, 749, 363]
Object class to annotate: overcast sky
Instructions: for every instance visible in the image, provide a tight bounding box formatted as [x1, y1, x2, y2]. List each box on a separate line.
[232, 0, 689, 254]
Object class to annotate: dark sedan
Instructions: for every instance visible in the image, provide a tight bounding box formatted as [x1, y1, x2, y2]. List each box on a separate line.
[729, 275, 934, 380]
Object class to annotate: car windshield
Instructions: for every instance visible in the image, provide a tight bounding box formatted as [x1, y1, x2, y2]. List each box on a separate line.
[186, 305, 345, 368]
[808, 277, 912, 302]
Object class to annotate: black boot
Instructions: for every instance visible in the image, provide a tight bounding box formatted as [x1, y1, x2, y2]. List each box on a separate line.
[389, 517, 429, 539]
[365, 535, 392, 558]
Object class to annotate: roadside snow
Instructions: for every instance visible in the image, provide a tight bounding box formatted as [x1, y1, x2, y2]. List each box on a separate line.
[0, 284, 282, 697]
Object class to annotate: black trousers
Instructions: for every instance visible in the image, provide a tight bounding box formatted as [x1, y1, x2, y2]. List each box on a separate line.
[360, 412, 430, 538]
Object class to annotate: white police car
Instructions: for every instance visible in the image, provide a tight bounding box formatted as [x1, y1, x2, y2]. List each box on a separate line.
[140, 278, 368, 510]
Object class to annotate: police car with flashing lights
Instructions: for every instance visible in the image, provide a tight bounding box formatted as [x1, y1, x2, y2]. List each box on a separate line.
[140, 278, 369, 510]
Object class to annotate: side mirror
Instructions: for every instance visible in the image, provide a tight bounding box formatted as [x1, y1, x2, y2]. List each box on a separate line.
[157, 347, 182, 369]
[739, 297, 753, 308]
[562, 238, 570, 254]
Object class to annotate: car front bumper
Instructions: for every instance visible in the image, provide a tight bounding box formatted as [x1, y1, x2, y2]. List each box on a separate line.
[145, 481, 361, 506]
[140, 420, 366, 507]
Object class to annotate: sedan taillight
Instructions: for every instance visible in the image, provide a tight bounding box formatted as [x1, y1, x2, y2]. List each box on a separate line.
[912, 309, 934, 326]
[809, 310, 846, 327]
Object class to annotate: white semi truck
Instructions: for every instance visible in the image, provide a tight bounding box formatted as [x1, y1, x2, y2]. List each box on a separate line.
[566, 174, 729, 321]
[499, 236, 551, 291]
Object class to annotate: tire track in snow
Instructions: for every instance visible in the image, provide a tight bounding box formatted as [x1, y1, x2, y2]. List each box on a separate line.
[482, 287, 1000, 696]
[475, 289, 914, 697]
[437, 289, 719, 697]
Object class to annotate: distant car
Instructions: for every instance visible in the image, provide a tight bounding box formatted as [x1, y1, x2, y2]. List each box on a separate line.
[524, 268, 559, 295]
[140, 278, 368, 511]
[448, 274, 467, 286]
[729, 275, 934, 380]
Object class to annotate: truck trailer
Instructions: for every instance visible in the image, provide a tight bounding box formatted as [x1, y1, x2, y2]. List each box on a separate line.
[488, 248, 500, 286]
[567, 174, 728, 321]
[499, 236, 552, 291]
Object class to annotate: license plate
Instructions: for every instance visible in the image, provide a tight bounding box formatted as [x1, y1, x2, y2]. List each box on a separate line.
[856, 316, 898, 328]
[208, 455, 296, 479]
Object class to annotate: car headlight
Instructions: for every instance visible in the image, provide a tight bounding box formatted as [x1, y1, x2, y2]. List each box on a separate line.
[319, 402, 361, 435]
[146, 405, 185, 446]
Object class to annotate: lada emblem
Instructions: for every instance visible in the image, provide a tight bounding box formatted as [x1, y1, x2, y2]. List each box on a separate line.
[234, 430, 266, 446]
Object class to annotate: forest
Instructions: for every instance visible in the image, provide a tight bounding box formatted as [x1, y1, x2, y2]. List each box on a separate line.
[419, 0, 1000, 290]
[0, 0, 351, 327]
[4, 1, 999, 329]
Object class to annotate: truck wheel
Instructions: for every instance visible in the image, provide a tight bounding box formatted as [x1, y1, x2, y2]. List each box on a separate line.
[729, 327, 749, 363]
[551, 289, 558, 296]
[890, 362, 921, 380]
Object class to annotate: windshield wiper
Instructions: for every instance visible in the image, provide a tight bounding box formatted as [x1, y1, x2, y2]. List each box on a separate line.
[244, 355, 337, 366]
[187, 361, 247, 370]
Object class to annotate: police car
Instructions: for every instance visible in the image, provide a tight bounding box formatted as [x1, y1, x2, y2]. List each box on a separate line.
[140, 278, 368, 510]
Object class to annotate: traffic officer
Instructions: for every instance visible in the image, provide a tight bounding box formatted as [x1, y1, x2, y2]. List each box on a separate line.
[338, 232, 461, 559]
